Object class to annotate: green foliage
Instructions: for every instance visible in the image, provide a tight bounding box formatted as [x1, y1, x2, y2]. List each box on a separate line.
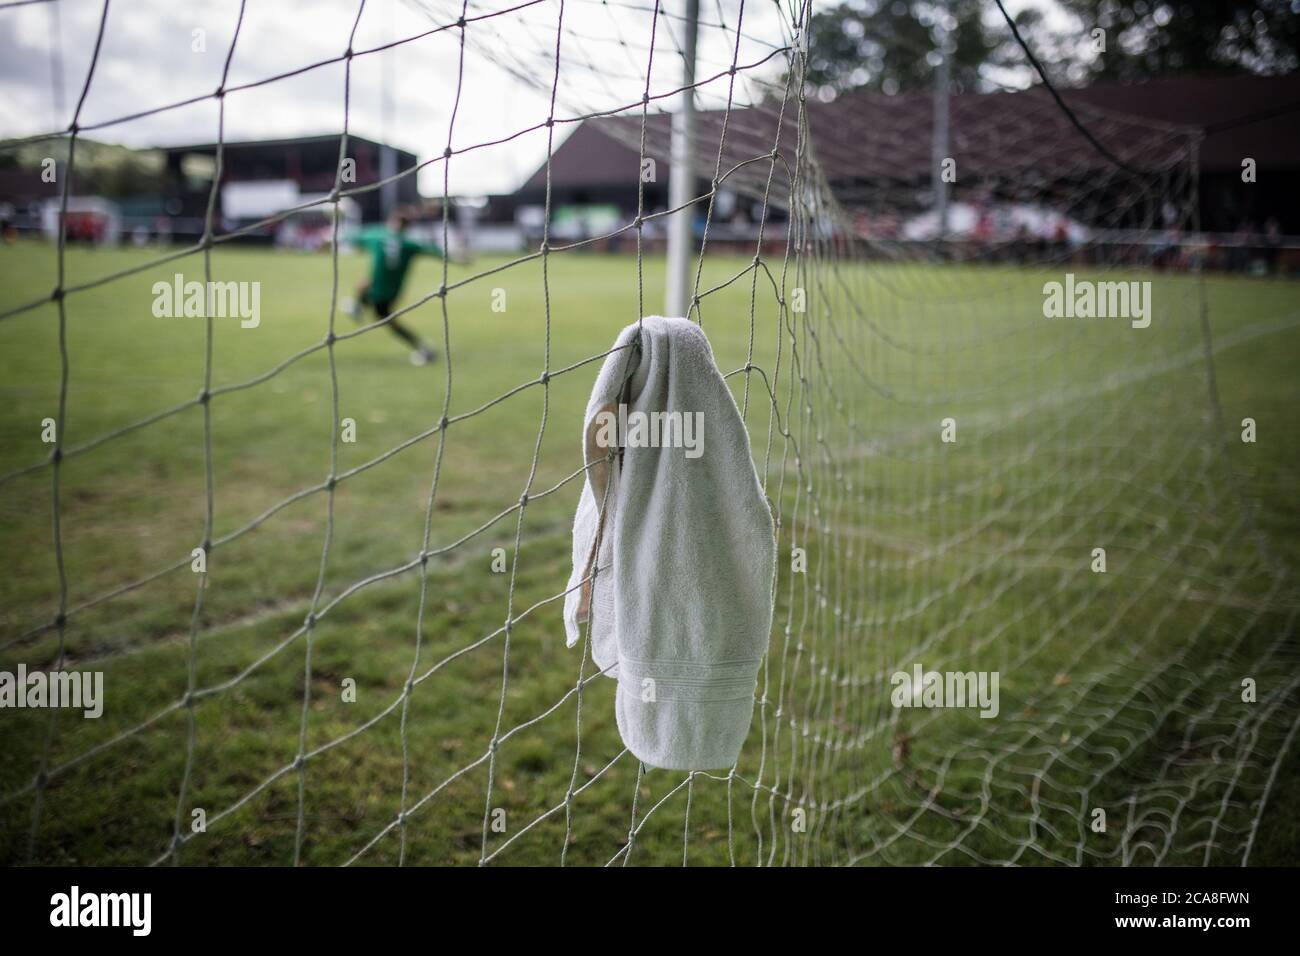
[803, 0, 1005, 97]
[1061, 0, 1300, 81]
[799, 0, 1300, 98]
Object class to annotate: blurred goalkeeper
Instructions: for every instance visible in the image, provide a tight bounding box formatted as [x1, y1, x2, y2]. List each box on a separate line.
[345, 207, 449, 365]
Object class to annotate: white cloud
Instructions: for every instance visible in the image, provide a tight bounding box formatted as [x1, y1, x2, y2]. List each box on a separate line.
[1, 0, 793, 196]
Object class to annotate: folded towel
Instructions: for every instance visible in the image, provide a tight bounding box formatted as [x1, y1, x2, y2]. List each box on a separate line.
[563, 316, 777, 771]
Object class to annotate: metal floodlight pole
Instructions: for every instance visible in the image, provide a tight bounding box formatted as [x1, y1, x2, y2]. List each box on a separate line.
[380, 0, 398, 219]
[932, 27, 951, 243]
[666, 0, 700, 319]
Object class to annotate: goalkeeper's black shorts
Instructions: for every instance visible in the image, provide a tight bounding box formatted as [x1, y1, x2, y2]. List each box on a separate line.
[360, 288, 395, 319]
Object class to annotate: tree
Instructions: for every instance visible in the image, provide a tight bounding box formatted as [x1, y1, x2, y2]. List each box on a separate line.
[802, 0, 1008, 98]
[1059, 0, 1300, 81]
[800, 0, 1300, 99]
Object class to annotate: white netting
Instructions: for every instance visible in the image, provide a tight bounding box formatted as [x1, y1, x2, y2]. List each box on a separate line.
[0, 0, 1296, 866]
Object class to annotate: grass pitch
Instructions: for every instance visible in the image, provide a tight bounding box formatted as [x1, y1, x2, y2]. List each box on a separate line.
[1, 238, 1297, 865]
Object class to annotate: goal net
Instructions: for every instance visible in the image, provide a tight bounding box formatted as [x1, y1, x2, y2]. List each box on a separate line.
[0, 0, 1296, 867]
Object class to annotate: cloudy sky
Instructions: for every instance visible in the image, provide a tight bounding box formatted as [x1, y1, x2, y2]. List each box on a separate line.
[0, 0, 1056, 196]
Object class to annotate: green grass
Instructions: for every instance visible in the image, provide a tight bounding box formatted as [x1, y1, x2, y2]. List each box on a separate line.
[0, 237, 1297, 866]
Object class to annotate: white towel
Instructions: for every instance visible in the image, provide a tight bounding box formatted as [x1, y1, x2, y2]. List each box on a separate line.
[563, 316, 777, 771]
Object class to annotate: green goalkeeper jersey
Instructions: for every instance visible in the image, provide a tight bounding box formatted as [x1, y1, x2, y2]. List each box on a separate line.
[356, 225, 443, 303]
